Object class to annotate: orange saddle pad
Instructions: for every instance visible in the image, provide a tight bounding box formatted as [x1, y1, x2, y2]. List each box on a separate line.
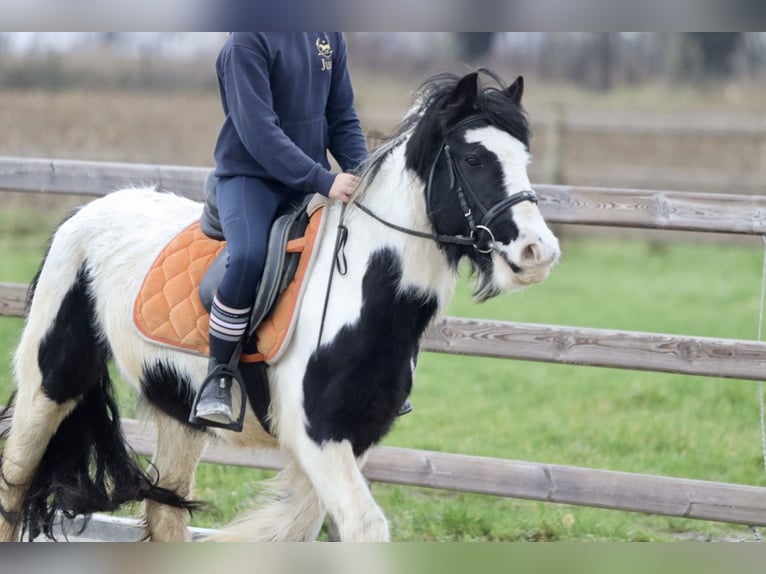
[134, 203, 326, 364]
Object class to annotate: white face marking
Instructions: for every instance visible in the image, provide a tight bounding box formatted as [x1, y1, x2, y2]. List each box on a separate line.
[464, 126, 533, 194]
[463, 126, 561, 290]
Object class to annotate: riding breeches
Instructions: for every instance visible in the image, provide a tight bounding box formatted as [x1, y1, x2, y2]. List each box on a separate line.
[215, 176, 306, 309]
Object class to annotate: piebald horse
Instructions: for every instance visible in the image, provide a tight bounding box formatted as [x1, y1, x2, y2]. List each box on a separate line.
[0, 70, 559, 541]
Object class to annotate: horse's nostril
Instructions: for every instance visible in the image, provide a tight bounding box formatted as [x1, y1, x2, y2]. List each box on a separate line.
[521, 243, 540, 265]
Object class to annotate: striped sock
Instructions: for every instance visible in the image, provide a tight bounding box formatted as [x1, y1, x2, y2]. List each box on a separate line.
[208, 295, 252, 365]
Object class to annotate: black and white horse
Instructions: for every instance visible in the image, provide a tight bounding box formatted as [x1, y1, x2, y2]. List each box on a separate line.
[0, 71, 559, 541]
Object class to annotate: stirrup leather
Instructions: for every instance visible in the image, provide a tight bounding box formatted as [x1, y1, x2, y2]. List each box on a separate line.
[188, 363, 247, 432]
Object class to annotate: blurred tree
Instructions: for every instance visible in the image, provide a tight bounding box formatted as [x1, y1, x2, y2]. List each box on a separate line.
[538, 33, 614, 91]
[455, 32, 495, 61]
[673, 33, 744, 81]
[585, 33, 614, 91]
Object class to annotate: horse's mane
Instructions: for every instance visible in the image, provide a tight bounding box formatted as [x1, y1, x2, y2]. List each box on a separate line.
[358, 69, 530, 187]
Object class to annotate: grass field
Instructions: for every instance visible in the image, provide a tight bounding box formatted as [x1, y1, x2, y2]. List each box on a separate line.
[2, 75, 766, 541]
[2, 202, 765, 541]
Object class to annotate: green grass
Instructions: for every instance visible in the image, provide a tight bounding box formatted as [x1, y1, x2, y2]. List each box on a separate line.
[1, 205, 765, 541]
[376, 237, 766, 541]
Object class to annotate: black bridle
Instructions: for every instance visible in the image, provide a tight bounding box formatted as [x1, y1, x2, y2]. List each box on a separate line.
[355, 114, 538, 254]
[319, 115, 537, 348]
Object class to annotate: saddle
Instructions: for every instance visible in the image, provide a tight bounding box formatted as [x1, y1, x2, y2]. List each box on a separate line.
[133, 173, 329, 365]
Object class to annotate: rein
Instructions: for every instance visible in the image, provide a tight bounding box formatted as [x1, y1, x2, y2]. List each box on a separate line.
[355, 114, 538, 254]
[317, 203, 349, 349]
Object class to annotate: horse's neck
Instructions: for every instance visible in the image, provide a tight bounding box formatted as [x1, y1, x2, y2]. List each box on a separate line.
[357, 147, 430, 232]
[346, 145, 456, 309]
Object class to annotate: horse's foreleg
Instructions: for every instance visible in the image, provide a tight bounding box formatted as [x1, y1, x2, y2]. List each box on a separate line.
[142, 413, 207, 541]
[296, 438, 389, 542]
[0, 391, 75, 541]
[205, 460, 326, 542]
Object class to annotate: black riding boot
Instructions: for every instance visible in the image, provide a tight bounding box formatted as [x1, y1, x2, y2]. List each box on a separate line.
[189, 359, 246, 431]
[190, 295, 251, 431]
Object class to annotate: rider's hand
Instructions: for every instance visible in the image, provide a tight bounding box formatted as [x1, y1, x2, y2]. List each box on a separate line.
[328, 173, 360, 203]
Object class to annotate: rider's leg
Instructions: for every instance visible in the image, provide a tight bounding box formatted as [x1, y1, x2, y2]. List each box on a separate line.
[191, 176, 282, 429]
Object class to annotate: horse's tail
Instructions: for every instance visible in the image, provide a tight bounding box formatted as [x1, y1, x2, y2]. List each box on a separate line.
[4, 209, 195, 541]
[15, 362, 197, 541]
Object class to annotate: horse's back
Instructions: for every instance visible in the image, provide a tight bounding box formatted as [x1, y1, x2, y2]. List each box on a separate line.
[65, 188, 202, 299]
[75, 187, 202, 244]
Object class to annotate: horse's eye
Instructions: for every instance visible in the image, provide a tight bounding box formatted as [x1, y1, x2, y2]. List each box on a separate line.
[464, 154, 482, 167]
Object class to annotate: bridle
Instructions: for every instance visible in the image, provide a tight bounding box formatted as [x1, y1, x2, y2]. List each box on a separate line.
[318, 115, 538, 348]
[354, 114, 538, 254]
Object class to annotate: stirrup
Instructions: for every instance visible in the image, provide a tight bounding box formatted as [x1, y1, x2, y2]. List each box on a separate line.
[188, 363, 247, 432]
[397, 399, 413, 417]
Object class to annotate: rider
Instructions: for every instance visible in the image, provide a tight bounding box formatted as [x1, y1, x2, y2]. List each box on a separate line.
[191, 33, 411, 430]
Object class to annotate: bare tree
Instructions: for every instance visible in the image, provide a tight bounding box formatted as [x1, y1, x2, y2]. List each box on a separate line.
[455, 33, 496, 62]
[672, 33, 745, 81]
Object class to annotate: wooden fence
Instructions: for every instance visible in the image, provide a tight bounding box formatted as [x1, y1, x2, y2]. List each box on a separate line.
[528, 112, 766, 192]
[2, 156, 766, 539]
[368, 111, 766, 193]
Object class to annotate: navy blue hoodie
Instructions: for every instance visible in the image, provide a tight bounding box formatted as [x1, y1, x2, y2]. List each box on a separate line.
[213, 32, 368, 197]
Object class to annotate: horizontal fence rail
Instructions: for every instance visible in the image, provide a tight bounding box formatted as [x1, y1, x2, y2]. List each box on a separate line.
[3, 156, 766, 535]
[539, 184, 766, 234]
[531, 113, 766, 194]
[0, 283, 766, 381]
[34, 514, 217, 543]
[423, 317, 766, 381]
[0, 283, 25, 319]
[538, 113, 766, 136]
[4, 282, 766, 381]
[2, 156, 766, 234]
[121, 419, 766, 527]
[10, 416, 765, 539]
[0, 156, 208, 200]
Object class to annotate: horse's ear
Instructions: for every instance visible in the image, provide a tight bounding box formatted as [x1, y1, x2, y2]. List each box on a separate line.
[505, 75, 524, 106]
[442, 72, 479, 125]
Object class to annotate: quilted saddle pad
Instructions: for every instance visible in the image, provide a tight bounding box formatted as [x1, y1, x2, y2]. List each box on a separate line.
[133, 205, 325, 364]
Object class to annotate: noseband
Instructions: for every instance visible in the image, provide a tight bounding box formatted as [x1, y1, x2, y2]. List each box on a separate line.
[355, 114, 537, 253]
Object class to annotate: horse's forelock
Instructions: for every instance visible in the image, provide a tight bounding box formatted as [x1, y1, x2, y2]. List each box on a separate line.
[359, 71, 529, 190]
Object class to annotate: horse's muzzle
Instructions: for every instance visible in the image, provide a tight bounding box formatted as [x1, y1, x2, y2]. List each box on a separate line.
[496, 231, 561, 288]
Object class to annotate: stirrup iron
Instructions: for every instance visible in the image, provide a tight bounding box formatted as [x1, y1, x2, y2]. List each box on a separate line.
[189, 363, 247, 432]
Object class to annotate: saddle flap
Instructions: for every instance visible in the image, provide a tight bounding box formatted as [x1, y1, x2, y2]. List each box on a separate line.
[246, 196, 313, 337]
[133, 222, 226, 354]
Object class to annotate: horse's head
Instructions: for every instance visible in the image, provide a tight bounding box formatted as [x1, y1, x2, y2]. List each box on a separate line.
[405, 70, 560, 300]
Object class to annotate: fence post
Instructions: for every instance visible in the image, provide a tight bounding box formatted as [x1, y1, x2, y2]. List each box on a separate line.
[760, 117, 766, 188]
[543, 107, 564, 185]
